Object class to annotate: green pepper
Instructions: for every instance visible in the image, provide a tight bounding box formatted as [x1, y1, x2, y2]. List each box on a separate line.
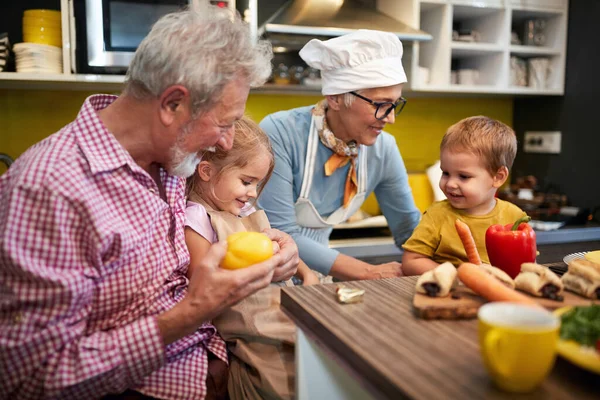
[485, 216, 537, 279]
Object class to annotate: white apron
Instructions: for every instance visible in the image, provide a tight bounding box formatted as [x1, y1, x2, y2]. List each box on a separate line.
[294, 114, 368, 229]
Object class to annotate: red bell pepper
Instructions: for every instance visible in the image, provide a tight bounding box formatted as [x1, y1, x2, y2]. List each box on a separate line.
[485, 216, 537, 279]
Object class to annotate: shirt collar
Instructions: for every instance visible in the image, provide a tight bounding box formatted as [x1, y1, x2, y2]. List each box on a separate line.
[75, 94, 137, 175]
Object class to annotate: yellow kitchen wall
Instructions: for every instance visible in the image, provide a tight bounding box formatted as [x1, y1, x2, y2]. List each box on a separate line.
[0, 90, 97, 163]
[246, 94, 513, 213]
[245, 94, 513, 172]
[0, 90, 512, 185]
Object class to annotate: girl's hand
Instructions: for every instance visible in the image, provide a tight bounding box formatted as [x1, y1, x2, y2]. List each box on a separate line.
[272, 240, 281, 254]
[263, 228, 299, 282]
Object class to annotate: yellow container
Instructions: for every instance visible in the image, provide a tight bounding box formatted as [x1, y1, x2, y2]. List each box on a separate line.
[361, 192, 380, 216]
[23, 26, 61, 37]
[360, 173, 434, 216]
[408, 173, 434, 213]
[23, 16, 61, 28]
[24, 9, 61, 21]
[23, 34, 62, 48]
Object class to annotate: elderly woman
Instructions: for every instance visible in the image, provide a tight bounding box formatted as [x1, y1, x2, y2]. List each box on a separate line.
[258, 29, 421, 281]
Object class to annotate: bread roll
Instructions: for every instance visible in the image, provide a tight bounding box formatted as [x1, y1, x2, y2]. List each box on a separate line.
[569, 259, 600, 282]
[416, 262, 457, 297]
[515, 263, 563, 299]
[561, 272, 600, 299]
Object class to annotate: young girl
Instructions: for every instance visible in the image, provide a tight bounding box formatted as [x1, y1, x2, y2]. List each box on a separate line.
[185, 116, 318, 400]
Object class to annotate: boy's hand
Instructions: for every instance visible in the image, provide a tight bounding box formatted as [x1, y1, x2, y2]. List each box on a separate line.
[263, 228, 299, 282]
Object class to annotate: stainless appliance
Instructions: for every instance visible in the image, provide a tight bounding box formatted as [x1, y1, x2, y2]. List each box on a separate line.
[239, 0, 432, 51]
[70, 0, 234, 74]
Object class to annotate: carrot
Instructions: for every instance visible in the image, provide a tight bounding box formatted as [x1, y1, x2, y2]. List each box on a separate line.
[457, 263, 540, 306]
[455, 219, 482, 265]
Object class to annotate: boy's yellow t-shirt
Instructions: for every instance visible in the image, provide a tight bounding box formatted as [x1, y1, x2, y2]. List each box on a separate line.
[402, 199, 527, 267]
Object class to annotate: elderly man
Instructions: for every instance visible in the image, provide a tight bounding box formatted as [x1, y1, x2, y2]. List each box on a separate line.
[258, 30, 421, 281]
[0, 5, 298, 400]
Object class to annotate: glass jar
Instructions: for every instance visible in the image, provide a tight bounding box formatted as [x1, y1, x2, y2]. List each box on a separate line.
[273, 63, 291, 85]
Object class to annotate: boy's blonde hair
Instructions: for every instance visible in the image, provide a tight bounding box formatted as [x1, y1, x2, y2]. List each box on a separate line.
[440, 116, 517, 175]
[187, 116, 275, 203]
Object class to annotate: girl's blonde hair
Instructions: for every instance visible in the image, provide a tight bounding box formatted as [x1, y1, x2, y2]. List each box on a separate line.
[186, 116, 275, 203]
[440, 116, 517, 175]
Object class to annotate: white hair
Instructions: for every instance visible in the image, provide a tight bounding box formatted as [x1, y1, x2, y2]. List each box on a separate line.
[343, 92, 359, 107]
[124, 3, 272, 116]
[323, 91, 361, 109]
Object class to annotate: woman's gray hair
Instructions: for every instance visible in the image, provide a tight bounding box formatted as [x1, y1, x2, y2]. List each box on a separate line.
[124, 3, 272, 116]
[323, 91, 360, 109]
[342, 92, 359, 107]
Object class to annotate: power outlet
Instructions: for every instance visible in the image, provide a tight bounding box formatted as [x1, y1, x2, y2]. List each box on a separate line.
[523, 131, 562, 154]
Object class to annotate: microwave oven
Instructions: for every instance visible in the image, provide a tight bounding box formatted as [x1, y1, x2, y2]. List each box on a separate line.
[70, 0, 235, 74]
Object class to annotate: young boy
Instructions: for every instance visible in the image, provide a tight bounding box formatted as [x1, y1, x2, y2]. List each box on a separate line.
[402, 116, 527, 276]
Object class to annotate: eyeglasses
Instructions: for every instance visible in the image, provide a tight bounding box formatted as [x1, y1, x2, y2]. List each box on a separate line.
[349, 91, 407, 121]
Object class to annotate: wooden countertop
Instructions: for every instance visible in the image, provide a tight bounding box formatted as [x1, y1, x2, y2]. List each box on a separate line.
[281, 277, 600, 399]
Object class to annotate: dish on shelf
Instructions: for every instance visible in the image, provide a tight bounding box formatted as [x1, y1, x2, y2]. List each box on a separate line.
[563, 252, 587, 265]
[553, 307, 600, 375]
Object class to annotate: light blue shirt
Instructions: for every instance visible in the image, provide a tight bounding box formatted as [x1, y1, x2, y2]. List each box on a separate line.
[258, 106, 421, 275]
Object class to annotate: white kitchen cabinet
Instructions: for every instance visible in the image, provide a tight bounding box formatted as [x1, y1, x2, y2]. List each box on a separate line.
[387, 0, 569, 95]
[1, 0, 568, 96]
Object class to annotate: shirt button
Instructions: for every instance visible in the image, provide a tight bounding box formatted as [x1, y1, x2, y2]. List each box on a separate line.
[13, 312, 22, 324]
[149, 188, 157, 194]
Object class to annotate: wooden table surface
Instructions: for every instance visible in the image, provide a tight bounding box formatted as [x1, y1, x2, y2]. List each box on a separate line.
[281, 277, 600, 400]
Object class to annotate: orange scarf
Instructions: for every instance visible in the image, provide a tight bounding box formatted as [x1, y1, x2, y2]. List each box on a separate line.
[312, 101, 358, 208]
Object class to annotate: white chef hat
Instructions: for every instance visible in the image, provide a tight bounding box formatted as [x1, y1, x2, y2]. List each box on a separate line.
[299, 29, 407, 95]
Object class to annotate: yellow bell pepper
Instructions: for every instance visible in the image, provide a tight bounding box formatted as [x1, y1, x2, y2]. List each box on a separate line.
[221, 232, 274, 270]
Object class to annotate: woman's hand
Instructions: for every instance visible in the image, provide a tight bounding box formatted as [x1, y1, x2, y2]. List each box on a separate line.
[263, 228, 299, 282]
[362, 261, 404, 280]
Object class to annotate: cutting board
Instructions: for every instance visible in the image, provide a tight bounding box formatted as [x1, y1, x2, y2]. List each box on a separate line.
[413, 284, 594, 320]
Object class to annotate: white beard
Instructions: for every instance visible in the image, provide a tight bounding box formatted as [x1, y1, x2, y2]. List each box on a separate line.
[168, 145, 201, 178]
[167, 121, 217, 177]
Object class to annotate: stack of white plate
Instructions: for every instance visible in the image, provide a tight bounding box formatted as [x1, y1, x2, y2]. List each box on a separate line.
[13, 42, 62, 74]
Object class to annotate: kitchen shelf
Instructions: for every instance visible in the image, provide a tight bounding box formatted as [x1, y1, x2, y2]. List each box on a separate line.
[1, 0, 567, 96]
[0, 73, 326, 95]
[0, 72, 125, 91]
[252, 83, 322, 95]
[403, 0, 568, 94]
[510, 45, 561, 56]
[451, 42, 504, 56]
[0, 74, 536, 97]
[415, 84, 562, 96]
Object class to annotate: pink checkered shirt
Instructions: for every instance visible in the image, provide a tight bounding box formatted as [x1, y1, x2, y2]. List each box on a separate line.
[0, 95, 227, 399]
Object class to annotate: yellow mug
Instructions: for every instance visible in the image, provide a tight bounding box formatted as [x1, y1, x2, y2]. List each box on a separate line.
[478, 302, 559, 393]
